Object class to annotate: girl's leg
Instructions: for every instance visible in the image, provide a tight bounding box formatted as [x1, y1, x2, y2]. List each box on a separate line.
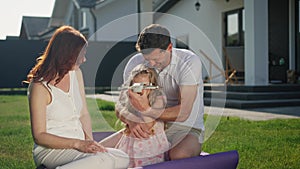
[99, 130, 123, 147]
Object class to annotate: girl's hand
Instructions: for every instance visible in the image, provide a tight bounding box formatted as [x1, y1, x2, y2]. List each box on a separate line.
[128, 89, 151, 112]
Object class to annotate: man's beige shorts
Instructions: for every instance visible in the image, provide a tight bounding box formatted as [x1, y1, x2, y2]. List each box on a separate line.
[165, 123, 204, 146]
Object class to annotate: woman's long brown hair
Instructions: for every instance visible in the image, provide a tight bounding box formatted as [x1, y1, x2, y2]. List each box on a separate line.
[25, 25, 87, 86]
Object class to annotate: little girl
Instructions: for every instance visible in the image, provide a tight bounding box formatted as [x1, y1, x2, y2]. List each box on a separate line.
[115, 64, 170, 168]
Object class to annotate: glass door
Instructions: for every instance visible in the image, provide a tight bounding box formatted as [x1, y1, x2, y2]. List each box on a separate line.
[296, 0, 300, 73]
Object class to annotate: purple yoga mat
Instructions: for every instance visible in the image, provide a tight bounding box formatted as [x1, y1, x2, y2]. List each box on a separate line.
[93, 132, 239, 169]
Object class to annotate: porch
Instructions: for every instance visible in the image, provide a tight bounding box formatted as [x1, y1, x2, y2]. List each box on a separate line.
[204, 83, 300, 109]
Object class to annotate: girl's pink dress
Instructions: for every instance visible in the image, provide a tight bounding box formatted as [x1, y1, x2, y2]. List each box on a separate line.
[115, 121, 170, 168]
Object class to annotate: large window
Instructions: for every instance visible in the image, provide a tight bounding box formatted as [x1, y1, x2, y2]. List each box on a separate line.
[224, 8, 244, 46]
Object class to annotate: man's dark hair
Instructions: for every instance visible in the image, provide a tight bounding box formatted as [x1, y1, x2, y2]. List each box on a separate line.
[136, 24, 171, 54]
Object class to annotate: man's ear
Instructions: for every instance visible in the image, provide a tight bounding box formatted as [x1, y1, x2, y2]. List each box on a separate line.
[167, 43, 172, 51]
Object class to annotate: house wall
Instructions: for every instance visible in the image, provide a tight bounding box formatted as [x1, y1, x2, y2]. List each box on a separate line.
[155, 0, 243, 82]
[91, 0, 139, 42]
[50, 0, 73, 27]
[80, 41, 137, 88]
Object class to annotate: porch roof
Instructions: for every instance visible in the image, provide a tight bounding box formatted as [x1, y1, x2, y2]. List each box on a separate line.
[20, 16, 50, 39]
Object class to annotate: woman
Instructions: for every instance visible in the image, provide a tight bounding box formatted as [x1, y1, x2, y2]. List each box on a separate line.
[25, 25, 129, 169]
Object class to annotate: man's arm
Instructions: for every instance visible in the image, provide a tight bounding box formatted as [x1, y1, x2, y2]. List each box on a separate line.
[128, 85, 198, 122]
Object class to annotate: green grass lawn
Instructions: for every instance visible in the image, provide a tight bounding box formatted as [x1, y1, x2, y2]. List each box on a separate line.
[0, 95, 299, 169]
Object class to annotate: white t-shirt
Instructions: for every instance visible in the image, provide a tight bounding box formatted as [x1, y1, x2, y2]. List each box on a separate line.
[123, 48, 204, 130]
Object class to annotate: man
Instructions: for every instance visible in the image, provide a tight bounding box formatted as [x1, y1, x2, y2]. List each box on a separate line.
[119, 24, 205, 160]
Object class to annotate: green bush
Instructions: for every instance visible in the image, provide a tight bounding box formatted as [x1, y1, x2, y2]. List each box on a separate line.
[97, 99, 115, 111]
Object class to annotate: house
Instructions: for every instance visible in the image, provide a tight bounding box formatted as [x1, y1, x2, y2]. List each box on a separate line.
[22, 0, 300, 108]
[44, 0, 299, 85]
[19, 16, 51, 40]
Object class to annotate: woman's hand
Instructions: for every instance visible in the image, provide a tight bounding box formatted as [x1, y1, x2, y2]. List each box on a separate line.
[74, 140, 107, 153]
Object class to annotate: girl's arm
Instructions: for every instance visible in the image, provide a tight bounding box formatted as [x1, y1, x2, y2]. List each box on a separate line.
[140, 91, 166, 125]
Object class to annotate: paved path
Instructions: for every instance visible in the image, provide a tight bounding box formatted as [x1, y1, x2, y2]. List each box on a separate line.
[87, 94, 300, 121]
[204, 106, 299, 121]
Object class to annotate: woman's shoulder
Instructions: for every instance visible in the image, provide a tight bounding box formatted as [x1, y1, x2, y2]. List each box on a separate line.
[73, 68, 83, 79]
[73, 69, 85, 87]
[28, 81, 49, 96]
[29, 81, 45, 89]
